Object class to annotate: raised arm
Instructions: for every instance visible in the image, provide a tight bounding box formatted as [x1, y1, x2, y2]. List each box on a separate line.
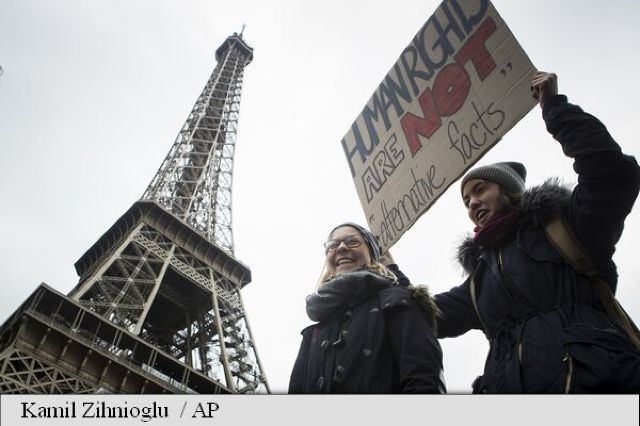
[535, 72, 640, 289]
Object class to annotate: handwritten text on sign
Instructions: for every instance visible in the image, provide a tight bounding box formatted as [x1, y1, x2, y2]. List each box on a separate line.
[342, 0, 536, 250]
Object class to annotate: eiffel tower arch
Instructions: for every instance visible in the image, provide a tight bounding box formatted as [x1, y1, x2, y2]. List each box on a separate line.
[0, 32, 269, 394]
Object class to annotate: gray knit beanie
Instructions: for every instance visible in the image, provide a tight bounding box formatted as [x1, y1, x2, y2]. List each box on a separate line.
[460, 161, 527, 195]
[329, 222, 381, 262]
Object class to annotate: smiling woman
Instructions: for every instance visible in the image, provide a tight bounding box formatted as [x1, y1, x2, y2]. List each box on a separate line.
[288, 222, 445, 394]
[325, 228, 371, 275]
[320, 223, 386, 281]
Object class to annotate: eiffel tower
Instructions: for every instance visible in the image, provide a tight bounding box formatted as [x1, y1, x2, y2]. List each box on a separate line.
[0, 32, 269, 394]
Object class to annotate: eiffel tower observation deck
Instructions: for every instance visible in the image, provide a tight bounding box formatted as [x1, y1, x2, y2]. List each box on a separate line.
[0, 32, 269, 394]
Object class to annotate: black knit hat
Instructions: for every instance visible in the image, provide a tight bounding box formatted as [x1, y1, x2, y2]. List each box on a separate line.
[460, 161, 527, 195]
[329, 222, 381, 262]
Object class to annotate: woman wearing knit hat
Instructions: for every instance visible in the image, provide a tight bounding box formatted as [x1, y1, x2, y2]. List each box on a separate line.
[288, 222, 445, 393]
[434, 71, 640, 393]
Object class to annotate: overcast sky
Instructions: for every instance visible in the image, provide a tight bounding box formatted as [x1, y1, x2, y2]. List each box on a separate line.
[1, 0, 639, 394]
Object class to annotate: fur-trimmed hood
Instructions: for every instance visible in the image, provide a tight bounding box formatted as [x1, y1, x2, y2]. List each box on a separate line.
[457, 178, 572, 275]
[408, 284, 441, 332]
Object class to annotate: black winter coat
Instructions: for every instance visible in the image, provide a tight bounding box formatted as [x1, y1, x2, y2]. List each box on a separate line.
[435, 95, 640, 393]
[289, 269, 445, 394]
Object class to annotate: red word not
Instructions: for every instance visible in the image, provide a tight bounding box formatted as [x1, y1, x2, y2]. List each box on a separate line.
[400, 17, 497, 157]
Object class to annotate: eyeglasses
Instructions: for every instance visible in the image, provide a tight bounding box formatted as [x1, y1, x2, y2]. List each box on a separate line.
[324, 235, 364, 253]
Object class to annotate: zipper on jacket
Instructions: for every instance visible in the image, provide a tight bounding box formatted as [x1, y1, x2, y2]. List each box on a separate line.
[500, 249, 527, 388]
[497, 250, 511, 293]
[470, 267, 489, 332]
[497, 249, 525, 314]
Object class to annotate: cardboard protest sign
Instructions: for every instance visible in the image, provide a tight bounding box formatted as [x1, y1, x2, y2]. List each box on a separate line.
[341, 0, 537, 251]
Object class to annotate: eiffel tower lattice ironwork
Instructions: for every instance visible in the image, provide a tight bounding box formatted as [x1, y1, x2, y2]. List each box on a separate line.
[142, 34, 246, 255]
[0, 32, 269, 394]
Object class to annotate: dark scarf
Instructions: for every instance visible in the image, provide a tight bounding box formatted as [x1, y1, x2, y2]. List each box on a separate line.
[473, 209, 521, 247]
[305, 269, 395, 322]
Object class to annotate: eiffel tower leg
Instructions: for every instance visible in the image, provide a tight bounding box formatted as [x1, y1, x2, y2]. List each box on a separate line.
[196, 315, 209, 375]
[132, 245, 176, 335]
[70, 223, 144, 301]
[234, 290, 270, 393]
[210, 270, 234, 390]
[185, 311, 193, 368]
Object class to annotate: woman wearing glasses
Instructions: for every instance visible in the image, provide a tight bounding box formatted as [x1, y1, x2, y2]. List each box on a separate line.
[288, 222, 445, 393]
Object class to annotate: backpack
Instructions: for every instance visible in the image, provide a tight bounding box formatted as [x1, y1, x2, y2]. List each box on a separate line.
[544, 215, 640, 351]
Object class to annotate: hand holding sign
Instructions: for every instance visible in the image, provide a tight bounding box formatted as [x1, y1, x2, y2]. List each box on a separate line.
[531, 71, 558, 108]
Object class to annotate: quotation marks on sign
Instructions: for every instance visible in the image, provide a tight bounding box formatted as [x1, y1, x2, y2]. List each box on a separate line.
[500, 62, 512, 76]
